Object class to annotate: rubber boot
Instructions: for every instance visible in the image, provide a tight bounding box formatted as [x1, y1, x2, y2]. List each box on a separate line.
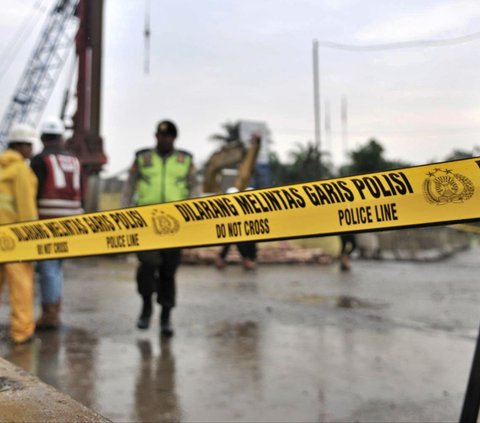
[136, 296, 152, 330]
[160, 307, 174, 337]
[36, 300, 61, 331]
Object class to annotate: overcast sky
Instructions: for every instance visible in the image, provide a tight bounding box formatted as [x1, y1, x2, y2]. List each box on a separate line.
[0, 0, 479, 176]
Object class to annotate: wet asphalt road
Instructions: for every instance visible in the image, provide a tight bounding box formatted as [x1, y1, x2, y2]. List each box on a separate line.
[1, 244, 480, 422]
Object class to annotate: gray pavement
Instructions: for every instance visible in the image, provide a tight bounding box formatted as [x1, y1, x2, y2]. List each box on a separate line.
[2, 243, 480, 422]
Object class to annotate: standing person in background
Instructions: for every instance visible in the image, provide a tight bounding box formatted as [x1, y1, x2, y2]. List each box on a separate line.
[214, 187, 257, 271]
[339, 234, 357, 271]
[0, 123, 39, 344]
[31, 116, 83, 330]
[122, 120, 197, 337]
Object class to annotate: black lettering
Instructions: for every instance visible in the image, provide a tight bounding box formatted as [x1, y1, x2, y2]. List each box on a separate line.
[234, 195, 255, 215]
[288, 187, 306, 208]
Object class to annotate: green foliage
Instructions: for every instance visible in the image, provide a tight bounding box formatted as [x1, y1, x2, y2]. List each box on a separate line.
[340, 138, 411, 176]
[444, 149, 473, 161]
[269, 141, 333, 185]
[209, 121, 240, 144]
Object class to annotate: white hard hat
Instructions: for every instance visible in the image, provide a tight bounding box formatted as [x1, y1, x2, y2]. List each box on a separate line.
[7, 123, 39, 144]
[41, 116, 65, 135]
[226, 187, 239, 194]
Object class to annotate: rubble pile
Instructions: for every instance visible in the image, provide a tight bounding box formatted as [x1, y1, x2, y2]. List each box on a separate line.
[181, 240, 332, 265]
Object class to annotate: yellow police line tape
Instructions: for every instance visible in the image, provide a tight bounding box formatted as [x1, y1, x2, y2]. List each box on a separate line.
[1, 157, 480, 263]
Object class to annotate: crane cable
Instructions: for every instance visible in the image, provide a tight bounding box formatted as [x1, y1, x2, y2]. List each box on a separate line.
[316, 31, 480, 52]
[0, 0, 49, 84]
[144, 0, 151, 75]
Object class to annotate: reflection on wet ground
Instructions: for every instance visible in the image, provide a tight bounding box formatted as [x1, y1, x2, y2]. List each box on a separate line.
[135, 338, 181, 422]
[1, 247, 480, 421]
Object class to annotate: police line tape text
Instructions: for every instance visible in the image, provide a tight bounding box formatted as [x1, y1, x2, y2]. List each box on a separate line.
[175, 171, 413, 223]
[37, 241, 69, 255]
[10, 210, 147, 242]
[216, 219, 270, 239]
[338, 203, 398, 226]
[106, 233, 140, 249]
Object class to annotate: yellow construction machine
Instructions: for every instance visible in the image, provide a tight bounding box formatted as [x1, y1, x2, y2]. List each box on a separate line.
[202, 133, 261, 195]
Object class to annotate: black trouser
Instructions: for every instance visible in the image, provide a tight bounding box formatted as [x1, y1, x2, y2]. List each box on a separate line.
[136, 249, 181, 308]
[340, 234, 357, 256]
[220, 243, 257, 261]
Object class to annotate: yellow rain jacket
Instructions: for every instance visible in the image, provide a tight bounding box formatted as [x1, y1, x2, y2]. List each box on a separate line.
[0, 148, 37, 224]
[0, 148, 37, 344]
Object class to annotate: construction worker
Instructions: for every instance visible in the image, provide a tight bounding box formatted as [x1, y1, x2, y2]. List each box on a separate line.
[122, 120, 197, 337]
[31, 116, 83, 330]
[0, 123, 39, 344]
[214, 187, 257, 270]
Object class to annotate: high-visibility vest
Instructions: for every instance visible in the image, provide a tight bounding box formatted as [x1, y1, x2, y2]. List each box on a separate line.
[37, 153, 83, 219]
[136, 149, 192, 205]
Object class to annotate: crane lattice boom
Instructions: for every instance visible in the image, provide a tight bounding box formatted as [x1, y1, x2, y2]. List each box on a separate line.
[0, 0, 79, 148]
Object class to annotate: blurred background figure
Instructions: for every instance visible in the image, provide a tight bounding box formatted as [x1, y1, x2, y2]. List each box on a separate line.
[214, 187, 257, 271]
[339, 234, 357, 271]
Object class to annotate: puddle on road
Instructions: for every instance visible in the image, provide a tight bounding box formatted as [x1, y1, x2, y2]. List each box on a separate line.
[210, 320, 258, 338]
[289, 294, 384, 310]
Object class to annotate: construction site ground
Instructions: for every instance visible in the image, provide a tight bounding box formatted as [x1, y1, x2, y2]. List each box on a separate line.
[0, 240, 479, 422]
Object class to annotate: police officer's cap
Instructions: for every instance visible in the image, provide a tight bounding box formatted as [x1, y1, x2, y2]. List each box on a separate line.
[156, 120, 177, 138]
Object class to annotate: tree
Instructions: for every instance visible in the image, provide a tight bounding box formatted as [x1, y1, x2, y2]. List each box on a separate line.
[269, 141, 333, 185]
[340, 138, 410, 176]
[209, 121, 240, 144]
[444, 149, 473, 161]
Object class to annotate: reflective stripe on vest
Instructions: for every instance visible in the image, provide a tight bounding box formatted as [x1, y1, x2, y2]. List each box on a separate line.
[0, 192, 14, 211]
[38, 154, 83, 219]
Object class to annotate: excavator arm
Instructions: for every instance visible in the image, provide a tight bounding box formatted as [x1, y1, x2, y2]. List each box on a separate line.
[202, 136, 261, 194]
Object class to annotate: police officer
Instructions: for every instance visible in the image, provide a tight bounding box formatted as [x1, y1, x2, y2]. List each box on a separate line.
[122, 120, 197, 337]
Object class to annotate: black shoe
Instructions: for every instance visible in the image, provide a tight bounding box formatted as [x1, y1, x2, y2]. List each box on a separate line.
[136, 300, 152, 330]
[160, 307, 174, 337]
[160, 322, 174, 337]
[137, 315, 151, 330]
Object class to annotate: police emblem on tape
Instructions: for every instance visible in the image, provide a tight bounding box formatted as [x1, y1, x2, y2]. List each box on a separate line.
[151, 210, 180, 235]
[423, 168, 474, 205]
[0, 233, 15, 251]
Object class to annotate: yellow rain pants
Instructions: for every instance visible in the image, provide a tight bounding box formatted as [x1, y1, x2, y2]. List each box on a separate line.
[0, 262, 35, 343]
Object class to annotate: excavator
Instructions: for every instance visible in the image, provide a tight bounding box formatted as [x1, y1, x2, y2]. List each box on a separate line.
[202, 120, 268, 194]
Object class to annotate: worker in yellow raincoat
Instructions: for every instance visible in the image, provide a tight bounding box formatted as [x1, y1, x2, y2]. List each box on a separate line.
[0, 123, 39, 344]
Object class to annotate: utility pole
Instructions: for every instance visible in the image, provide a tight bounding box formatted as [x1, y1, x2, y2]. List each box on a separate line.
[312, 39, 322, 177]
[144, 0, 151, 75]
[325, 99, 331, 154]
[341, 95, 349, 160]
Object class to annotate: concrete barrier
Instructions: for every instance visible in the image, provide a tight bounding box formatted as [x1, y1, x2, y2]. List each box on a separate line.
[357, 226, 471, 261]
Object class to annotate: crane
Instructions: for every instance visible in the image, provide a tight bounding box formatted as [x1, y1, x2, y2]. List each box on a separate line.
[0, 0, 107, 211]
[0, 0, 79, 148]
